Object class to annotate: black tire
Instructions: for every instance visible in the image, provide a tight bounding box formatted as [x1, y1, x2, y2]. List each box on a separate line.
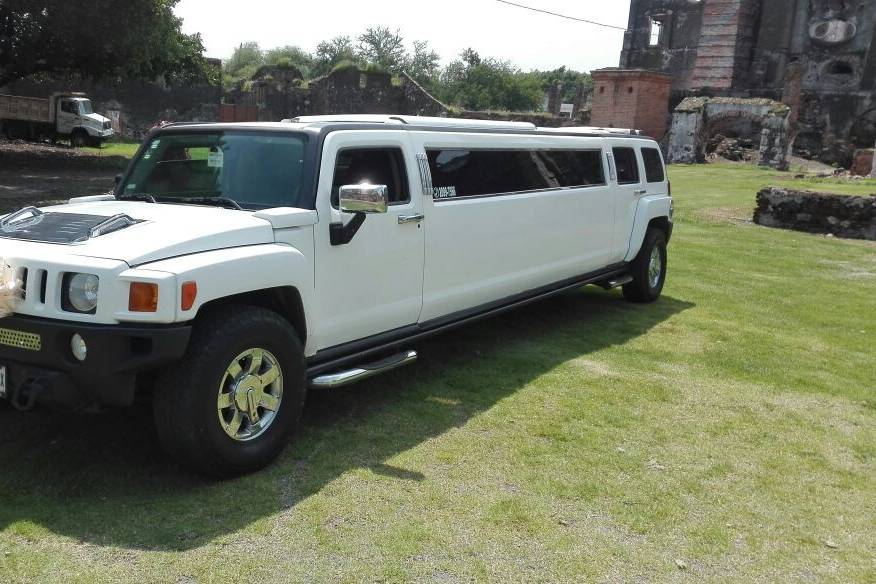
[70, 129, 88, 148]
[623, 227, 668, 303]
[153, 305, 306, 478]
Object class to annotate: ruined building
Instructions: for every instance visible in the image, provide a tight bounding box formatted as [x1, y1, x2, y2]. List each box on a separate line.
[615, 0, 876, 166]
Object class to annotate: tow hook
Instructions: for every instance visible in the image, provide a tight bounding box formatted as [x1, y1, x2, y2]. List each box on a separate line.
[10, 378, 45, 412]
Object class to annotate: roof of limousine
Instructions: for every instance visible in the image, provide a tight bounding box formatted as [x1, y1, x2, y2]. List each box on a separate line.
[157, 115, 656, 141]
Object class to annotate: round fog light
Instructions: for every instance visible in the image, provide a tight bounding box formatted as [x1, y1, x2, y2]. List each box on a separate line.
[71, 333, 87, 362]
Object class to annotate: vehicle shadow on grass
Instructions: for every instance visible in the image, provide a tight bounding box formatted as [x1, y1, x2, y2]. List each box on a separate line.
[0, 288, 693, 551]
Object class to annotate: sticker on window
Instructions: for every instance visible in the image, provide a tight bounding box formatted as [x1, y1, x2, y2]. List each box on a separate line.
[433, 186, 457, 199]
[207, 149, 224, 168]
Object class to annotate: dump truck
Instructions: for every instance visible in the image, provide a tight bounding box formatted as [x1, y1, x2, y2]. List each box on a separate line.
[0, 92, 113, 147]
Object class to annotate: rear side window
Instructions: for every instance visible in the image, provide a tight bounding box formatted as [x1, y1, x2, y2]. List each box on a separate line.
[612, 148, 640, 185]
[426, 149, 605, 200]
[331, 148, 410, 206]
[641, 148, 665, 183]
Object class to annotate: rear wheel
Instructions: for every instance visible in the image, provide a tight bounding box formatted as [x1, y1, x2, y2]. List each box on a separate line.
[70, 129, 88, 148]
[153, 306, 306, 478]
[623, 227, 667, 303]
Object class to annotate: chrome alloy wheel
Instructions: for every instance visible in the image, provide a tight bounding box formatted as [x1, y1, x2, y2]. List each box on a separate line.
[217, 348, 283, 441]
[648, 246, 663, 289]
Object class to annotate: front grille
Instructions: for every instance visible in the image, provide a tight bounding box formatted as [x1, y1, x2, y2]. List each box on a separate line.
[0, 327, 41, 351]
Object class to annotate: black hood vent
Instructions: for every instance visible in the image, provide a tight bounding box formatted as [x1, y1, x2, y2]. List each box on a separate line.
[0, 207, 142, 244]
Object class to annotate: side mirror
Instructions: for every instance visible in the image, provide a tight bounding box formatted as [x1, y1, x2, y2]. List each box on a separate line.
[339, 184, 388, 214]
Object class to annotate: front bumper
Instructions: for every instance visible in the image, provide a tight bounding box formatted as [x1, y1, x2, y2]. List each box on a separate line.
[0, 315, 190, 409]
[88, 128, 114, 139]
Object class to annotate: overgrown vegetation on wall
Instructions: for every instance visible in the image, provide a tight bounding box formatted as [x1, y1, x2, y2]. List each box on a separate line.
[222, 28, 591, 113]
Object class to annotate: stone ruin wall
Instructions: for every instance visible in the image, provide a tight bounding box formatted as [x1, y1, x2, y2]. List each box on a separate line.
[622, 0, 876, 166]
[754, 187, 876, 240]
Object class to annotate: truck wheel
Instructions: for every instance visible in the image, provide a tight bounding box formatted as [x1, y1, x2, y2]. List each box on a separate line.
[623, 227, 667, 303]
[153, 306, 306, 478]
[71, 130, 88, 148]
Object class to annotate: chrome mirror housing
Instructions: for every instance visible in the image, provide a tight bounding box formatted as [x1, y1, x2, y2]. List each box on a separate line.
[339, 184, 389, 214]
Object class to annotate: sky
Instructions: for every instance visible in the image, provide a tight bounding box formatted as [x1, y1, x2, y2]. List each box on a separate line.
[174, 0, 632, 72]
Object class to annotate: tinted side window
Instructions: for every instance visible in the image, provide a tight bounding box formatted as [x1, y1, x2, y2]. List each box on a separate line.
[60, 101, 75, 114]
[332, 148, 409, 206]
[641, 148, 665, 183]
[427, 149, 604, 199]
[612, 148, 640, 184]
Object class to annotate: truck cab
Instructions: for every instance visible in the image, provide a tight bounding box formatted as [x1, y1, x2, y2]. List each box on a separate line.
[0, 116, 673, 477]
[55, 95, 113, 147]
[55, 96, 113, 147]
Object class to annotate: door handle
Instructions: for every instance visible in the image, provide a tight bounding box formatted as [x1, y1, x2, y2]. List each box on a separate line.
[398, 214, 425, 225]
[634, 189, 648, 196]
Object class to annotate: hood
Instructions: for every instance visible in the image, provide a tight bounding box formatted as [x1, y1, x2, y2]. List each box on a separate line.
[0, 201, 277, 266]
[84, 112, 110, 125]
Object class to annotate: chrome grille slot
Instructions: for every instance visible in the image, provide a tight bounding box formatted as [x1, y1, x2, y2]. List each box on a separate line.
[0, 327, 41, 351]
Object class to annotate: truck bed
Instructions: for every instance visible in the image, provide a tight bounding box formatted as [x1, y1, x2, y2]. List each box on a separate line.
[0, 94, 51, 123]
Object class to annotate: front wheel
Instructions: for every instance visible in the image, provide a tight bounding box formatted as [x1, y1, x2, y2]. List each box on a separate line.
[70, 130, 88, 148]
[153, 306, 306, 478]
[623, 227, 668, 303]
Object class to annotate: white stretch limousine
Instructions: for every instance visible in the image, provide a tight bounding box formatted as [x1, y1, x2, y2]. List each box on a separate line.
[0, 115, 673, 476]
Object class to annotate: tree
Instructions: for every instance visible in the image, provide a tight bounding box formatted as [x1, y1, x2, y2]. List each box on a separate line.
[263, 45, 313, 77]
[437, 49, 543, 112]
[356, 27, 407, 73]
[404, 40, 440, 85]
[312, 36, 357, 77]
[0, 0, 209, 87]
[537, 67, 593, 103]
[224, 41, 264, 82]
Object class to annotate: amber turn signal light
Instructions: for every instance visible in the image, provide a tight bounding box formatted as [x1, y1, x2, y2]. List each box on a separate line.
[181, 281, 198, 311]
[129, 282, 158, 312]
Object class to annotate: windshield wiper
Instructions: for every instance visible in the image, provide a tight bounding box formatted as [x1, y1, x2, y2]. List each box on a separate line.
[180, 196, 245, 211]
[119, 193, 157, 204]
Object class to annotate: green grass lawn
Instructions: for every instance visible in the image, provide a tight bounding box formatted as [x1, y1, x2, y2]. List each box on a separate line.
[0, 164, 874, 583]
[81, 140, 141, 159]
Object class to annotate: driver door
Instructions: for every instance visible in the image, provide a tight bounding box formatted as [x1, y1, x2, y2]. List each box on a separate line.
[311, 131, 426, 352]
[56, 100, 78, 135]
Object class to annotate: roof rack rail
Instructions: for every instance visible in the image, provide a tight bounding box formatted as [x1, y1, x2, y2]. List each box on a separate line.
[539, 126, 644, 136]
[287, 115, 538, 132]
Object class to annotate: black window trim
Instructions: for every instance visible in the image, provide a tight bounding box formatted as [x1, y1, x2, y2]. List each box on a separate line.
[331, 145, 412, 209]
[427, 146, 608, 203]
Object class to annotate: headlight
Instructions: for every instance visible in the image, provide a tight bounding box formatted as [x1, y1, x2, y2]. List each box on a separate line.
[64, 273, 99, 313]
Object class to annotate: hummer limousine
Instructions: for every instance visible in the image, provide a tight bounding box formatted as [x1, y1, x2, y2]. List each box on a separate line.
[0, 115, 673, 476]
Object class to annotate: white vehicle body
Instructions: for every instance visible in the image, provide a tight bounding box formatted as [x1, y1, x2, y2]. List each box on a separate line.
[0, 115, 672, 475]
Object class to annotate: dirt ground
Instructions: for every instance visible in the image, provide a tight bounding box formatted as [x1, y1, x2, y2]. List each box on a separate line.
[0, 140, 122, 213]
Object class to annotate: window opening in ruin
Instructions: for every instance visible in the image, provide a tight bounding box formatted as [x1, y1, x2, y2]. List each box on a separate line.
[828, 61, 854, 75]
[649, 18, 664, 46]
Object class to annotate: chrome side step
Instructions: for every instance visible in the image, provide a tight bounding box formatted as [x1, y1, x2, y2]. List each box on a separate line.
[597, 274, 633, 290]
[310, 350, 418, 389]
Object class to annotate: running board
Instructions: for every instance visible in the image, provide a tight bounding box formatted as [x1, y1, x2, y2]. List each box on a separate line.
[310, 350, 418, 389]
[597, 274, 633, 290]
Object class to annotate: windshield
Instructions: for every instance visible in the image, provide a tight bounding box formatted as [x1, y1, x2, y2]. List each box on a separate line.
[119, 132, 307, 210]
[78, 100, 93, 115]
